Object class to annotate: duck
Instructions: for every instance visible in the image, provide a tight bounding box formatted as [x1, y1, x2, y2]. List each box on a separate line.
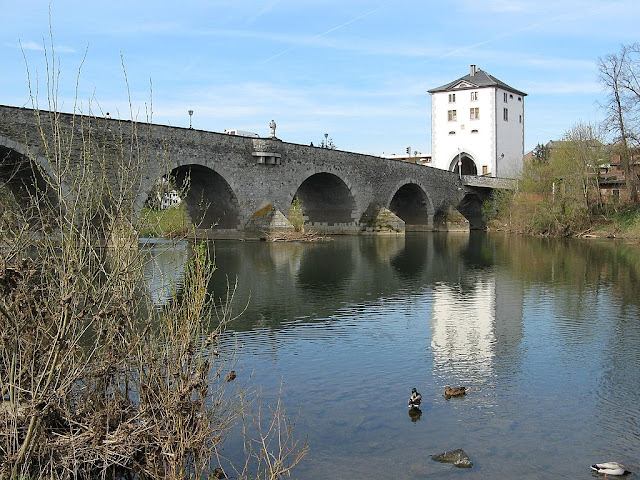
[590, 462, 630, 476]
[444, 386, 466, 399]
[408, 388, 422, 409]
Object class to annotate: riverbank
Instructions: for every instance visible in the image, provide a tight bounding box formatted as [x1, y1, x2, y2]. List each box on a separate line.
[584, 204, 640, 241]
[488, 191, 640, 242]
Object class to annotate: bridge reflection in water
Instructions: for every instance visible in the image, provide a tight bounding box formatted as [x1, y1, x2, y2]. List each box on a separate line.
[142, 233, 640, 479]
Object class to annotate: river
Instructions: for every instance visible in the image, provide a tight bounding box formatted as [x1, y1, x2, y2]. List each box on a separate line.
[143, 232, 640, 479]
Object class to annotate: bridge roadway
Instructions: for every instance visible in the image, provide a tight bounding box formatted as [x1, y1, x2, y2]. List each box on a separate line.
[0, 105, 512, 235]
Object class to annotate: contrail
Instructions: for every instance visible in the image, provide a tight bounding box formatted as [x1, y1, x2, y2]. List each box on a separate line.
[422, 3, 611, 65]
[261, 0, 396, 64]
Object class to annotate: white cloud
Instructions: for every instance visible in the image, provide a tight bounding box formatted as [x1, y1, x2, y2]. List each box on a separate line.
[17, 40, 76, 54]
[18, 41, 44, 51]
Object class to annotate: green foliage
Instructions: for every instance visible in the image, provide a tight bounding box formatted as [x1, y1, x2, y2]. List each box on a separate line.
[288, 196, 304, 232]
[492, 122, 607, 236]
[609, 203, 640, 228]
[139, 204, 190, 237]
[482, 189, 514, 222]
[532, 143, 550, 164]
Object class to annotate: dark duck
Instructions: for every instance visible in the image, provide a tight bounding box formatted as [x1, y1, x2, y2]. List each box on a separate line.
[408, 388, 422, 410]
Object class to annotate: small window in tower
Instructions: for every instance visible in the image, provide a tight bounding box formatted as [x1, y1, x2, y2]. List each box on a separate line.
[470, 91, 478, 101]
[448, 110, 457, 121]
[519, 115, 522, 124]
[449, 93, 456, 103]
[503, 92, 508, 102]
[449, 131, 456, 135]
[518, 96, 522, 101]
[471, 129, 479, 133]
[503, 108, 509, 121]
[510, 94, 513, 99]
[482, 165, 488, 175]
[470, 107, 480, 120]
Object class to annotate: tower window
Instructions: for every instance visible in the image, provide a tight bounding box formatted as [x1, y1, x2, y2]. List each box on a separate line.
[470, 91, 478, 101]
[448, 110, 457, 121]
[503, 92, 508, 102]
[503, 108, 509, 121]
[470, 107, 480, 120]
[448, 93, 456, 103]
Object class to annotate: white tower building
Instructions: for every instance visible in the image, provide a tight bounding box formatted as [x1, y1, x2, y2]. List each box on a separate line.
[428, 65, 526, 178]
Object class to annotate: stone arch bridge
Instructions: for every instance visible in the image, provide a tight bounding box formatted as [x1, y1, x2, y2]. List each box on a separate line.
[0, 105, 514, 235]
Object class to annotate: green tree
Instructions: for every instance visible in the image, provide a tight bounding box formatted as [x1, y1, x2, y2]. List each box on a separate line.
[532, 142, 550, 164]
[551, 122, 606, 211]
[513, 122, 605, 235]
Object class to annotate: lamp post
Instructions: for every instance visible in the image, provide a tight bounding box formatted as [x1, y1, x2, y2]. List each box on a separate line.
[188, 109, 193, 129]
[458, 149, 462, 180]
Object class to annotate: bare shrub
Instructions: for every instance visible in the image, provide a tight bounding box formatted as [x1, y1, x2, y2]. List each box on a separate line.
[0, 33, 306, 479]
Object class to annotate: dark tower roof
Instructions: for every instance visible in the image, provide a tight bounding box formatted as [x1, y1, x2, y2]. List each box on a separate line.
[428, 65, 527, 97]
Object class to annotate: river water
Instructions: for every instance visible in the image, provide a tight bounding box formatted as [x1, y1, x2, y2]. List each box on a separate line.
[143, 232, 640, 479]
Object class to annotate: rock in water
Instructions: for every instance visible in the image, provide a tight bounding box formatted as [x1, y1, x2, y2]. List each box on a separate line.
[431, 449, 473, 468]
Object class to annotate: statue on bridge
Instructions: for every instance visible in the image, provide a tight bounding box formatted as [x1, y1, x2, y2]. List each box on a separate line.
[269, 119, 277, 139]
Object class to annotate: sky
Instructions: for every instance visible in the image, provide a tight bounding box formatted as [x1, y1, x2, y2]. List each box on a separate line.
[1, 0, 639, 157]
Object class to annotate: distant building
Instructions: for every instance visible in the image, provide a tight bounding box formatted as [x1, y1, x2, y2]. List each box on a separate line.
[160, 190, 182, 210]
[380, 152, 432, 166]
[223, 129, 259, 138]
[428, 65, 527, 178]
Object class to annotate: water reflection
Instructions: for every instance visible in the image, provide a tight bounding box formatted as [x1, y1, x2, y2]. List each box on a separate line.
[141, 238, 190, 306]
[142, 233, 640, 479]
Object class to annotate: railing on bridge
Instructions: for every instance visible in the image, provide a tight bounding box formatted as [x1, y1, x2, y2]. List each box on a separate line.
[462, 175, 518, 190]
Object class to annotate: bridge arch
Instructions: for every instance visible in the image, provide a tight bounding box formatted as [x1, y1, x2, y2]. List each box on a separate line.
[0, 138, 64, 218]
[448, 151, 478, 176]
[387, 180, 434, 230]
[166, 164, 241, 230]
[292, 172, 356, 229]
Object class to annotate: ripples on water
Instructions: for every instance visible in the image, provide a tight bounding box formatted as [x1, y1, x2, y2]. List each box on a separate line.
[145, 233, 640, 479]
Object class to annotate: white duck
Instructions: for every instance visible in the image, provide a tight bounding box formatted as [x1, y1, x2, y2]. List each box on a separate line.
[590, 462, 630, 476]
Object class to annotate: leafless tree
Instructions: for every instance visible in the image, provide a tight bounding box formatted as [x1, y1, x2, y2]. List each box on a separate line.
[598, 44, 640, 201]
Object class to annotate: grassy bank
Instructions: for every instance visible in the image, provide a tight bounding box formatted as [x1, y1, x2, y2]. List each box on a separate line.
[588, 203, 640, 239]
[138, 204, 190, 238]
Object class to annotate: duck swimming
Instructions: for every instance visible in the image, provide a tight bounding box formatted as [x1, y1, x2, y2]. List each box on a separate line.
[408, 388, 422, 409]
[590, 462, 630, 476]
[444, 386, 466, 399]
